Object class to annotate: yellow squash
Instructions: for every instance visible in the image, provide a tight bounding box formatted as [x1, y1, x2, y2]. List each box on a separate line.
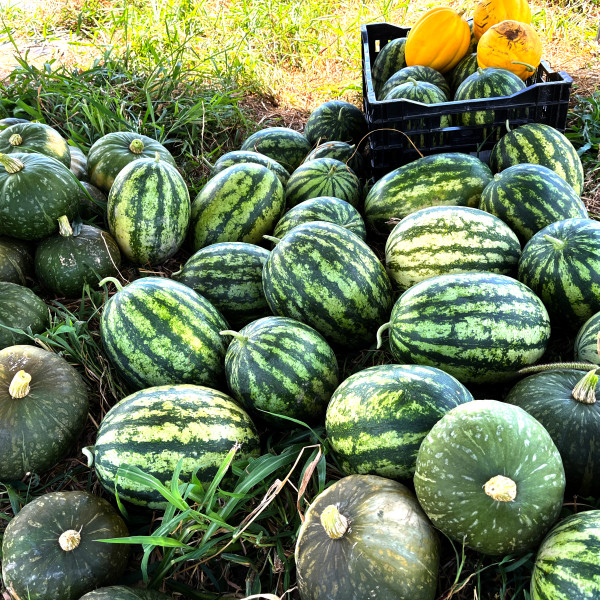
[405, 6, 471, 74]
[473, 0, 532, 40]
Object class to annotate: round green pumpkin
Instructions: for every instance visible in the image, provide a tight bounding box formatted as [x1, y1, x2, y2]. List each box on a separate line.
[414, 400, 566, 555]
[0, 344, 88, 480]
[295, 474, 440, 600]
[80, 587, 172, 600]
[35, 217, 121, 298]
[69, 145, 88, 180]
[0, 122, 71, 167]
[2, 490, 129, 600]
[78, 181, 108, 222]
[0, 282, 49, 349]
[0, 236, 33, 285]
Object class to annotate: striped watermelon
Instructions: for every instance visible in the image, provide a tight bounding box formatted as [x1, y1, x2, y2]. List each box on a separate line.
[303, 100, 368, 147]
[273, 196, 366, 241]
[447, 51, 478, 93]
[531, 510, 600, 600]
[518, 218, 600, 329]
[100, 277, 228, 390]
[107, 154, 190, 265]
[371, 37, 407, 97]
[209, 150, 290, 187]
[303, 141, 366, 180]
[174, 242, 271, 328]
[263, 221, 393, 349]
[380, 65, 450, 100]
[385, 206, 521, 291]
[383, 78, 448, 103]
[378, 272, 551, 384]
[490, 122, 585, 195]
[479, 163, 587, 243]
[223, 316, 339, 426]
[325, 364, 473, 480]
[240, 127, 311, 173]
[86, 384, 260, 509]
[364, 153, 493, 235]
[574, 312, 600, 365]
[189, 163, 284, 252]
[284, 158, 361, 209]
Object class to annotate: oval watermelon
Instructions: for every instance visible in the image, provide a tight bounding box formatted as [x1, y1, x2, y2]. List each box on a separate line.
[240, 127, 311, 173]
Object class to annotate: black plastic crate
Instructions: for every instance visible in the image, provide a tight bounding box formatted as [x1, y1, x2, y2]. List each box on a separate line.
[362, 22, 573, 181]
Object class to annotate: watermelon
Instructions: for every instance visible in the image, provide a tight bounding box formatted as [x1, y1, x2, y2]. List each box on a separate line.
[447, 51, 478, 93]
[378, 272, 551, 384]
[100, 276, 228, 390]
[380, 65, 451, 100]
[223, 316, 339, 426]
[273, 196, 366, 241]
[86, 384, 260, 509]
[263, 221, 392, 349]
[174, 242, 271, 328]
[364, 153, 493, 235]
[107, 154, 190, 265]
[240, 127, 311, 173]
[531, 510, 600, 600]
[383, 79, 448, 103]
[490, 122, 585, 195]
[325, 364, 473, 480]
[385, 205, 521, 291]
[303, 100, 368, 147]
[479, 163, 587, 243]
[574, 312, 600, 365]
[209, 150, 290, 187]
[189, 163, 284, 251]
[284, 158, 361, 209]
[518, 218, 600, 329]
[303, 141, 366, 180]
[371, 37, 407, 97]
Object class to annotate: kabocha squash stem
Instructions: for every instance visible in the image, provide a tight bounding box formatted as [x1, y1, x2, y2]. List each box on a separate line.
[9, 370, 31, 398]
[9, 133, 22, 147]
[58, 529, 81, 551]
[0, 153, 24, 174]
[57, 215, 74, 237]
[320, 504, 349, 539]
[129, 138, 144, 154]
[484, 475, 517, 502]
[572, 369, 598, 405]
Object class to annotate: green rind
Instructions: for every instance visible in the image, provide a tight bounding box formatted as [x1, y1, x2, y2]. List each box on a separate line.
[240, 127, 311, 173]
[380, 65, 451, 100]
[531, 510, 600, 600]
[0, 345, 88, 480]
[0, 282, 49, 349]
[107, 156, 190, 265]
[80, 587, 171, 600]
[384, 79, 448, 103]
[448, 52, 478, 94]
[574, 312, 600, 365]
[385, 205, 521, 291]
[371, 37, 408, 97]
[414, 400, 566, 555]
[263, 221, 393, 349]
[387, 272, 551, 384]
[100, 277, 228, 390]
[273, 196, 367, 240]
[518, 218, 600, 329]
[78, 181, 108, 221]
[174, 242, 271, 328]
[303, 100, 368, 147]
[325, 364, 473, 480]
[0, 237, 33, 285]
[284, 158, 361, 209]
[92, 384, 260, 508]
[189, 163, 285, 251]
[69, 146, 88, 180]
[224, 316, 339, 426]
[479, 163, 587, 243]
[490, 122, 585, 196]
[0, 122, 71, 167]
[210, 150, 290, 186]
[364, 153, 493, 235]
[303, 140, 366, 179]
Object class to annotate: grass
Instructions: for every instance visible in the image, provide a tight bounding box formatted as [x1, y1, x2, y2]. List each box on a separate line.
[0, 0, 600, 598]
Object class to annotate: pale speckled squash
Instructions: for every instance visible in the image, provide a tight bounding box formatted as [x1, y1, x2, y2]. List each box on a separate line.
[80, 587, 172, 600]
[0, 122, 71, 167]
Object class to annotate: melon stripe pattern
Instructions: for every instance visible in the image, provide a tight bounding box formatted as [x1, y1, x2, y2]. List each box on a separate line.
[303, 100, 367, 146]
[383, 272, 550, 384]
[371, 37, 407, 97]
[240, 127, 312, 173]
[380, 65, 451, 100]
[574, 312, 600, 365]
[385, 205, 521, 291]
[100, 277, 228, 390]
[209, 150, 290, 187]
[91, 384, 260, 509]
[263, 221, 392, 349]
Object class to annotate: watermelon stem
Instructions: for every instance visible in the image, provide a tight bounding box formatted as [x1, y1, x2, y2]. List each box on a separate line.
[484, 475, 517, 502]
[58, 215, 74, 237]
[8, 370, 31, 398]
[572, 369, 598, 405]
[98, 276, 123, 292]
[518, 362, 597, 375]
[58, 528, 82, 551]
[263, 235, 281, 245]
[82, 446, 95, 467]
[0, 153, 24, 174]
[376, 322, 390, 349]
[543, 234, 566, 250]
[320, 504, 349, 539]
[219, 330, 248, 344]
[8, 133, 22, 147]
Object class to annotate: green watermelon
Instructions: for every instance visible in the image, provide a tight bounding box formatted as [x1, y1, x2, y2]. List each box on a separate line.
[273, 196, 366, 241]
[371, 37, 407, 97]
[223, 316, 339, 426]
[209, 150, 290, 187]
[284, 158, 361, 209]
[490, 122, 585, 195]
[303, 141, 366, 180]
[174, 242, 271, 328]
[0, 282, 49, 349]
[100, 276, 228, 390]
[479, 163, 587, 243]
[383, 78, 447, 103]
[531, 510, 600, 600]
[303, 100, 367, 147]
[240, 127, 311, 173]
[325, 364, 473, 480]
[447, 52, 478, 93]
[263, 221, 392, 349]
[364, 153, 493, 235]
[380, 65, 450, 100]
[518, 218, 600, 329]
[385, 205, 521, 291]
[189, 163, 284, 252]
[378, 272, 551, 384]
[86, 384, 260, 509]
[574, 312, 600, 365]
